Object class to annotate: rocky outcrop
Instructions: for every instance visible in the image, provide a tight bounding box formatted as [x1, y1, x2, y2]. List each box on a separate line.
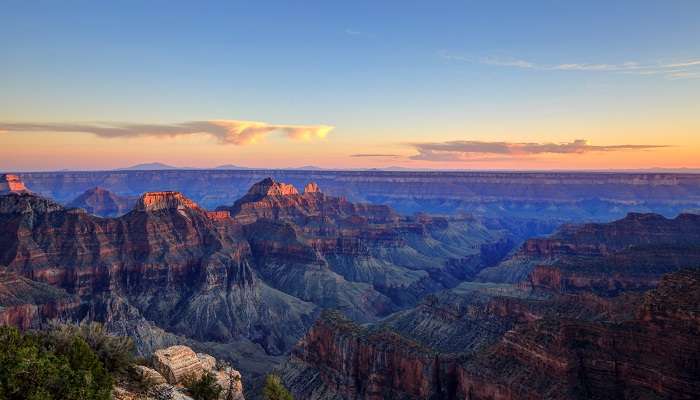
[67, 187, 136, 217]
[220, 177, 399, 225]
[304, 182, 321, 194]
[153, 345, 206, 384]
[0, 174, 29, 194]
[135, 191, 202, 212]
[152, 345, 245, 400]
[133, 365, 167, 385]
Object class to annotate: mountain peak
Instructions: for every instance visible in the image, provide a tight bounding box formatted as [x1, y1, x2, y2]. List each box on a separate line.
[135, 191, 201, 212]
[0, 174, 30, 194]
[119, 162, 179, 171]
[304, 182, 321, 194]
[247, 178, 299, 197]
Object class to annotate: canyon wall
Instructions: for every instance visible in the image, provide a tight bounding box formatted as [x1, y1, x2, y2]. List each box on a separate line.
[14, 170, 700, 219]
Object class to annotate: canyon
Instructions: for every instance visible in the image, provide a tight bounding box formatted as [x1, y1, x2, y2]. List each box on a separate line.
[0, 174, 513, 394]
[278, 212, 700, 399]
[1, 172, 699, 399]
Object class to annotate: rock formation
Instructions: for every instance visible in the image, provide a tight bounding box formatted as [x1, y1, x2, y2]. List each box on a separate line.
[153, 345, 206, 385]
[67, 187, 136, 217]
[281, 269, 700, 400]
[304, 182, 321, 194]
[478, 212, 700, 295]
[0, 174, 29, 194]
[152, 345, 245, 400]
[0, 178, 510, 384]
[133, 365, 167, 385]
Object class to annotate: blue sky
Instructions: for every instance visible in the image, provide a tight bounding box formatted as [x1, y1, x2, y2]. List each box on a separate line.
[1, 1, 699, 170]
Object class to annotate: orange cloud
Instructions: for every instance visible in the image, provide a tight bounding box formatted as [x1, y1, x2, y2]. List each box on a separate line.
[410, 139, 668, 162]
[0, 120, 334, 145]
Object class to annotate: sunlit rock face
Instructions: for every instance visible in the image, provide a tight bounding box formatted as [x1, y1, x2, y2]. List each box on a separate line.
[0, 174, 29, 194]
[304, 182, 321, 194]
[135, 191, 202, 212]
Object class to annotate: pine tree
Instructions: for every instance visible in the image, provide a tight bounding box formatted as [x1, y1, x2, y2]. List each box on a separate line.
[262, 374, 293, 400]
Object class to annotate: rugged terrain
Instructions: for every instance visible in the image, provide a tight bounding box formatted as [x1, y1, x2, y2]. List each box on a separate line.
[278, 211, 700, 399]
[0, 175, 511, 393]
[3, 172, 700, 399]
[15, 170, 700, 221]
[280, 269, 700, 400]
[478, 212, 700, 294]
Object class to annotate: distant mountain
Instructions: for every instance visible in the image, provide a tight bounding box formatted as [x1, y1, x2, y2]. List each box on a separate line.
[118, 162, 180, 170]
[67, 187, 136, 217]
[214, 164, 249, 170]
[292, 165, 324, 170]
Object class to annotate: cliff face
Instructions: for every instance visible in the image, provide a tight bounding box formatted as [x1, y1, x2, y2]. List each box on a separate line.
[0, 271, 81, 330]
[479, 212, 700, 294]
[220, 179, 513, 310]
[281, 311, 451, 400]
[0, 189, 316, 357]
[282, 269, 700, 400]
[457, 269, 700, 400]
[67, 187, 136, 217]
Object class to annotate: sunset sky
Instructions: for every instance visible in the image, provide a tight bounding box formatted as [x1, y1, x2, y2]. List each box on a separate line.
[1, 1, 699, 171]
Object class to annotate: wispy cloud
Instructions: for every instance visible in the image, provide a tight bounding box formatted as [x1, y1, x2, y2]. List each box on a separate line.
[0, 120, 334, 145]
[410, 139, 667, 162]
[344, 28, 375, 38]
[350, 153, 401, 158]
[439, 51, 700, 79]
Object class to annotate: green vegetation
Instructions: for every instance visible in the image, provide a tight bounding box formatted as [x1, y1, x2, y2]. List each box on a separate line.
[263, 374, 294, 400]
[45, 322, 135, 377]
[0, 325, 113, 400]
[184, 371, 223, 400]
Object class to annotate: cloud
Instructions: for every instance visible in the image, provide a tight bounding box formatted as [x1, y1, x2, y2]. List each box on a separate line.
[344, 28, 375, 38]
[440, 51, 700, 79]
[409, 139, 667, 162]
[350, 153, 401, 158]
[0, 120, 334, 145]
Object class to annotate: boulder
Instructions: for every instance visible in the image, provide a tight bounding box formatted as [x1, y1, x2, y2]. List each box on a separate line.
[134, 365, 167, 385]
[153, 345, 204, 385]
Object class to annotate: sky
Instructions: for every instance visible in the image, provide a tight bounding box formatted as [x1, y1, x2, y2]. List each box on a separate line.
[1, 0, 699, 171]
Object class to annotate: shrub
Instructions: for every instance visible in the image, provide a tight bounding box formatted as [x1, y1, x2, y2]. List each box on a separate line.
[0, 325, 113, 400]
[262, 374, 293, 400]
[43, 322, 135, 376]
[184, 372, 223, 400]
